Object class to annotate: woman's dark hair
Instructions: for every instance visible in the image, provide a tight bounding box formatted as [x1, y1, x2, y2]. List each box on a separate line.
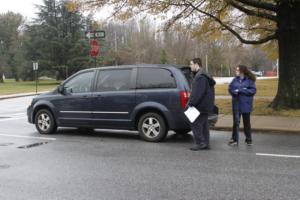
[238, 65, 256, 81]
[192, 58, 202, 67]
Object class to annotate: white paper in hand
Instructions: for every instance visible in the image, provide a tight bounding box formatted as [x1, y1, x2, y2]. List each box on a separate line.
[184, 106, 200, 123]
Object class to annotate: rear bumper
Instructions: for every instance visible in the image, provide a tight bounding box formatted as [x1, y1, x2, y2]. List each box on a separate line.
[169, 111, 218, 130]
[208, 114, 218, 127]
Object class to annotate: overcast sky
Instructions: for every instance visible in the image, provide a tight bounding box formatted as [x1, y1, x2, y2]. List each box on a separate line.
[0, 0, 43, 20]
[0, 0, 114, 22]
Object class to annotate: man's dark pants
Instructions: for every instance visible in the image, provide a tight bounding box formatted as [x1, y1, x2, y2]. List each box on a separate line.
[190, 113, 209, 146]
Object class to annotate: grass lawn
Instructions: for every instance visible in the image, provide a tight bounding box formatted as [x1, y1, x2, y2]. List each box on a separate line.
[0, 79, 60, 95]
[216, 98, 300, 117]
[216, 78, 300, 117]
[215, 78, 278, 96]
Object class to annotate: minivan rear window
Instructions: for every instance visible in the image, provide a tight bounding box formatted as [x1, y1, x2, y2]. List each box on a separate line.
[137, 68, 176, 89]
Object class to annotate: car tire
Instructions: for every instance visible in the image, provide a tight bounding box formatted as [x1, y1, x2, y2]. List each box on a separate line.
[35, 109, 57, 134]
[138, 112, 167, 142]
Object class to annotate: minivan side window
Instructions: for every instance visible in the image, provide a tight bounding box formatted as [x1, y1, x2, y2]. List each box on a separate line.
[64, 71, 94, 93]
[137, 68, 176, 89]
[95, 69, 132, 92]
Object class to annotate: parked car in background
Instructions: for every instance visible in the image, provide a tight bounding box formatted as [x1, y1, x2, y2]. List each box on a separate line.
[251, 70, 263, 77]
[27, 64, 218, 142]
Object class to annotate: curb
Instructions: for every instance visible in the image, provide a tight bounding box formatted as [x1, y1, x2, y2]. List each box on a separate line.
[212, 126, 300, 134]
[0, 93, 42, 100]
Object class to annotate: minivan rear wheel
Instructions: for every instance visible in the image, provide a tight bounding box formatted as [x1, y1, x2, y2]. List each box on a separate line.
[35, 109, 57, 134]
[138, 112, 167, 142]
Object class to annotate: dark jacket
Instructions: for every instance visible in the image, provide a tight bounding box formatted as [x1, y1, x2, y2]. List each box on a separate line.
[188, 70, 216, 113]
[228, 76, 256, 113]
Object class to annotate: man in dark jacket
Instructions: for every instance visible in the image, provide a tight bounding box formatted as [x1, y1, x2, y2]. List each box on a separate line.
[188, 58, 216, 151]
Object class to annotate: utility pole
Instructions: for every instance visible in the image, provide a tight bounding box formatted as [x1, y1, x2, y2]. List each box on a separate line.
[66, 66, 68, 78]
[276, 58, 279, 78]
[221, 64, 223, 77]
[114, 31, 118, 66]
[205, 54, 208, 73]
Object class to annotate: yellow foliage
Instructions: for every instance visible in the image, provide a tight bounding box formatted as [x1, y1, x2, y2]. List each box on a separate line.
[128, 0, 140, 6]
[261, 41, 278, 61]
[116, 10, 134, 21]
[65, 1, 79, 12]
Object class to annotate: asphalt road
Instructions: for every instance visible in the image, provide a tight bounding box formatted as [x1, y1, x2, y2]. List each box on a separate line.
[0, 97, 299, 200]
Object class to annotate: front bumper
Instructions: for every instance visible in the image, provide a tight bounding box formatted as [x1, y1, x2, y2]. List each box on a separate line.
[27, 105, 34, 124]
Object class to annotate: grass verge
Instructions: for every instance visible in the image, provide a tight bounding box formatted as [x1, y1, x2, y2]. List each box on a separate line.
[216, 99, 300, 117]
[215, 78, 278, 96]
[0, 79, 60, 95]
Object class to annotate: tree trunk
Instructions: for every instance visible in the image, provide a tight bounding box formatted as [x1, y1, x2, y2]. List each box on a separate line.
[271, 1, 300, 109]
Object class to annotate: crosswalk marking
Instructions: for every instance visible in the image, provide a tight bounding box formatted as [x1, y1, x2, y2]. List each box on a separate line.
[0, 112, 27, 122]
[0, 116, 26, 122]
[0, 133, 56, 141]
[256, 153, 300, 158]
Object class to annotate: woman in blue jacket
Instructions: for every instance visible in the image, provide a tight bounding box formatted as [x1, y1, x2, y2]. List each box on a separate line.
[228, 65, 256, 146]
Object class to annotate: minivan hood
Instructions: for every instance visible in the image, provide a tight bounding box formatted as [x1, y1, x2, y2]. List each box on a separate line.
[39, 90, 56, 96]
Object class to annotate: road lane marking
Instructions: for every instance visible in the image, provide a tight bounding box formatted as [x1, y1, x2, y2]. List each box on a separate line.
[0, 117, 26, 122]
[0, 134, 56, 141]
[0, 112, 26, 117]
[8, 112, 26, 116]
[256, 153, 300, 158]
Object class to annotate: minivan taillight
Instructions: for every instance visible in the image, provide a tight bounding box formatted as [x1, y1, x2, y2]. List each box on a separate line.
[180, 91, 190, 108]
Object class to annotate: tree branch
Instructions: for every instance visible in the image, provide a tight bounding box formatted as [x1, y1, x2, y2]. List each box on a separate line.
[234, 0, 277, 12]
[188, 2, 277, 44]
[228, 0, 277, 22]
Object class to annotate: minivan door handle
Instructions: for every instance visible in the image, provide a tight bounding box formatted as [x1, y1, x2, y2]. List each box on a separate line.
[95, 94, 102, 99]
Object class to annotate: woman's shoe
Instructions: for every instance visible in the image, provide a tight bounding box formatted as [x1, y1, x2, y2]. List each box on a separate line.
[228, 139, 238, 146]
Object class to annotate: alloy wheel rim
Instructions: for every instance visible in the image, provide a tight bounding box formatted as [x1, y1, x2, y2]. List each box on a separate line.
[37, 113, 51, 131]
[142, 117, 160, 138]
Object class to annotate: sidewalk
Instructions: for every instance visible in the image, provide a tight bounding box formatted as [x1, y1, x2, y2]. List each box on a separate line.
[0, 92, 42, 100]
[1, 92, 299, 134]
[213, 114, 300, 134]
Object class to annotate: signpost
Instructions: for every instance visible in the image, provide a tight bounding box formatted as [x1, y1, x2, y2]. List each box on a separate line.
[86, 30, 105, 66]
[90, 40, 100, 66]
[86, 31, 105, 39]
[33, 62, 38, 94]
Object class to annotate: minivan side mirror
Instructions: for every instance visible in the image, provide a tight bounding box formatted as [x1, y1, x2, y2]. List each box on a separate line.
[57, 85, 65, 94]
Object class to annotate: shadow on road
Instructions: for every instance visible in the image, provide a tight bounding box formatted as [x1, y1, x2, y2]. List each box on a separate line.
[54, 128, 193, 143]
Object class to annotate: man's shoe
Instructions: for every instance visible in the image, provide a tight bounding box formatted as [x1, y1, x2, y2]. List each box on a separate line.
[190, 144, 209, 151]
[228, 140, 238, 146]
[245, 140, 253, 146]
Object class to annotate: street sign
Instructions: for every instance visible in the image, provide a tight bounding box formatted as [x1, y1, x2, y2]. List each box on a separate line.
[86, 30, 105, 39]
[90, 40, 100, 57]
[33, 62, 38, 71]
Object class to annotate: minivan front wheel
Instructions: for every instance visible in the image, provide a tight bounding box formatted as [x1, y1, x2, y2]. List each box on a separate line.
[138, 112, 167, 142]
[35, 109, 57, 134]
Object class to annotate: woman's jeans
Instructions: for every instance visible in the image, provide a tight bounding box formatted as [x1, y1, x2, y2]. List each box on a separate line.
[232, 112, 252, 142]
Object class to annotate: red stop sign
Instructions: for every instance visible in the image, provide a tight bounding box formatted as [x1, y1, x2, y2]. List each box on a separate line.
[90, 40, 99, 57]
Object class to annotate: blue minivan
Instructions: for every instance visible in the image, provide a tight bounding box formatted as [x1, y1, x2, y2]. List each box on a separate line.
[27, 64, 218, 142]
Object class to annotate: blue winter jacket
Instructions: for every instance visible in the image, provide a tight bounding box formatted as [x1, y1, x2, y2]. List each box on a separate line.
[228, 76, 256, 113]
